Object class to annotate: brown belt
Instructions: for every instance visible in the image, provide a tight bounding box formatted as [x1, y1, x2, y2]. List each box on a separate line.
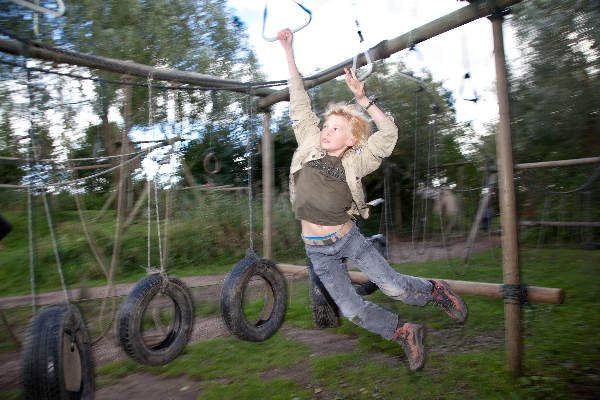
[302, 220, 353, 246]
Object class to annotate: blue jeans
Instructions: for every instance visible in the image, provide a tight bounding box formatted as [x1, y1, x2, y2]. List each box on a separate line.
[305, 223, 433, 340]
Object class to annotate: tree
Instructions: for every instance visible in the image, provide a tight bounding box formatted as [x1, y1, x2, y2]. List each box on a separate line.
[0, 109, 24, 185]
[0, 0, 264, 192]
[509, 0, 600, 163]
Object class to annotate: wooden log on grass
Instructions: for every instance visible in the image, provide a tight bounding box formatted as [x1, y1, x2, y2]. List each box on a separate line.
[276, 263, 564, 305]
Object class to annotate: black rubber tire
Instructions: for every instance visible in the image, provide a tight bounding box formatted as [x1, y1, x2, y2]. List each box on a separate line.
[353, 280, 379, 296]
[21, 303, 95, 400]
[117, 274, 194, 366]
[308, 259, 340, 328]
[220, 256, 287, 342]
[308, 233, 387, 326]
[203, 152, 221, 174]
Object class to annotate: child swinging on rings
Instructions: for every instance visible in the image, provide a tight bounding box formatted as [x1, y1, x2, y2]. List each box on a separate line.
[278, 28, 467, 370]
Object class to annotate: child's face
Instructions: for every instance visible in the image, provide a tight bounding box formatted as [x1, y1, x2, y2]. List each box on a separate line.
[321, 114, 357, 157]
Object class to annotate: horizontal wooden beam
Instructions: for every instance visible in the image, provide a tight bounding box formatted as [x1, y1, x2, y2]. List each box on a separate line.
[0, 38, 276, 97]
[60, 163, 112, 171]
[179, 184, 248, 191]
[277, 263, 564, 304]
[515, 157, 600, 170]
[520, 220, 600, 228]
[0, 263, 564, 309]
[257, 0, 523, 110]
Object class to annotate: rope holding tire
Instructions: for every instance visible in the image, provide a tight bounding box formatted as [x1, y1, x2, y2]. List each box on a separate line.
[220, 254, 287, 341]
[21, 303, 95, 400]
[117, 274, 194, 366]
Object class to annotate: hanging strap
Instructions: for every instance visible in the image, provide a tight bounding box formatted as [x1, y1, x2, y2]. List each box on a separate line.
[246, 86, 256, 253]
[351, 15, 373, 81]
[262, 0, 312, 42]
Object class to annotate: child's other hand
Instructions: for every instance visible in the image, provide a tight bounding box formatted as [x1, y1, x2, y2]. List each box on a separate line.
[344, 67, 366, 101]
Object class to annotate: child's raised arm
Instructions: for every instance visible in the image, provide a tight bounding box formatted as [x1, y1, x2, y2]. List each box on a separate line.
[278, 29, 300, 79]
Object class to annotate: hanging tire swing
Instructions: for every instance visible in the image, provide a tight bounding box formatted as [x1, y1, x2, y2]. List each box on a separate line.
[203, 151, 221, 175]
[220, 255, 287, 342]
[308, 259, 340, 328]
[117, 274, 194, 366]
[21, 303, 95, 400]
[308, 234, 386, 327]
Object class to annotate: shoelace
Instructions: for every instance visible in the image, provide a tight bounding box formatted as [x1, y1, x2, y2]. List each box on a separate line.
[432, 284, 454, 309]
[392, 327, 408, 345]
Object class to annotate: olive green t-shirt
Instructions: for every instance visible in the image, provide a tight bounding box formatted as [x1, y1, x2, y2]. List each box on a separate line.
[293, 155, 352, 225]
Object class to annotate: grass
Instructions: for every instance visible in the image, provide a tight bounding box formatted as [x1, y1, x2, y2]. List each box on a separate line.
[1, 192, 598, 399]
[0, 192, 306, 297]
[3, 247, 595, 399]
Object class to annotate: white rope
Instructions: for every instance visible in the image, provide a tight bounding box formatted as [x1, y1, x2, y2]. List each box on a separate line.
[154, 179, 164, 272]
[147, 179, 152, 268]
[41, 190, 70, 302]
[27, 156, 37, 314]
[0, 150, 146, 164]
[24, 66, 40, 313]
[246, 87, 255, 252]
[147, 73, 153, 270]
[24, 63, 70, 301]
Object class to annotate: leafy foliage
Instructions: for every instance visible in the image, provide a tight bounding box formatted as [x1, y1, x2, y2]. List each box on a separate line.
[508, 0, 600, 163]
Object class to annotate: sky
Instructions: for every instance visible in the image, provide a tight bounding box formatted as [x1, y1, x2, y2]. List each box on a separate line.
[227, 0, 521, 137]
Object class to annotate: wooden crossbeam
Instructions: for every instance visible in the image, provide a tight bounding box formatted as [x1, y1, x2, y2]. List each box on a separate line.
[276, 264, 564, 305]
[520, 221, 600, 228]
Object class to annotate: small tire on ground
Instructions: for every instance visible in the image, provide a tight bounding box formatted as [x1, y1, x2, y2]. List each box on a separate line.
[117, 274, 194, 366]
[220, 256, 287, 342]
[21, 303, 95, 400]
[308, 259, 340, 328]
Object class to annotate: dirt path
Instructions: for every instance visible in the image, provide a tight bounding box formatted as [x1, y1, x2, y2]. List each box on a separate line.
[93, 324, 365, 400]
[388, 235, 501, 264]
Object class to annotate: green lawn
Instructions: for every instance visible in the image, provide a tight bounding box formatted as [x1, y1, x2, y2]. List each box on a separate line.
[1, 247, 598, 399]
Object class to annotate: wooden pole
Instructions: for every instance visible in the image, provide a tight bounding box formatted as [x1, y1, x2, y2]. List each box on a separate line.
[520, 221, 600, 227]
[0, 266, 564, 308]
[491, 13, 522, 376]
[262, 111, 274, 259]
[463, 173, 497, 263]
[514, 157, 600, 170]
[121, 74, 134, 213]
[123, 181, 150, 229]
[276, 264, 564, 304]
[0, 38, 276, 97]
[0, 1, 522, 104]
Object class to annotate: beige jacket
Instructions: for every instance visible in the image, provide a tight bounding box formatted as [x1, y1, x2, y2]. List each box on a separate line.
[288, 75, 398, 219]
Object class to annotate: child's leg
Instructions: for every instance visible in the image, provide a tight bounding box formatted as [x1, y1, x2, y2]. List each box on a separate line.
[343, 229, 433, 306]
[307, 250, 399, 340]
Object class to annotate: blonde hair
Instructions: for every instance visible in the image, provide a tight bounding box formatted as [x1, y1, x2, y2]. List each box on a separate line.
[323, 102, 370, 149]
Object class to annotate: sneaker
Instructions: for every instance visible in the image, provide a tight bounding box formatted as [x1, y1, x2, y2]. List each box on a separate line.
[393, 322, 425, 371]
[430, 280, 468, 323]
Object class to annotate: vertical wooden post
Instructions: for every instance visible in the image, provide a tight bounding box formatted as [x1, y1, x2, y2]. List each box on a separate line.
[262, 111, 273, 259]
[491, 13, 522, 376]
[463, 173, 496, 264]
